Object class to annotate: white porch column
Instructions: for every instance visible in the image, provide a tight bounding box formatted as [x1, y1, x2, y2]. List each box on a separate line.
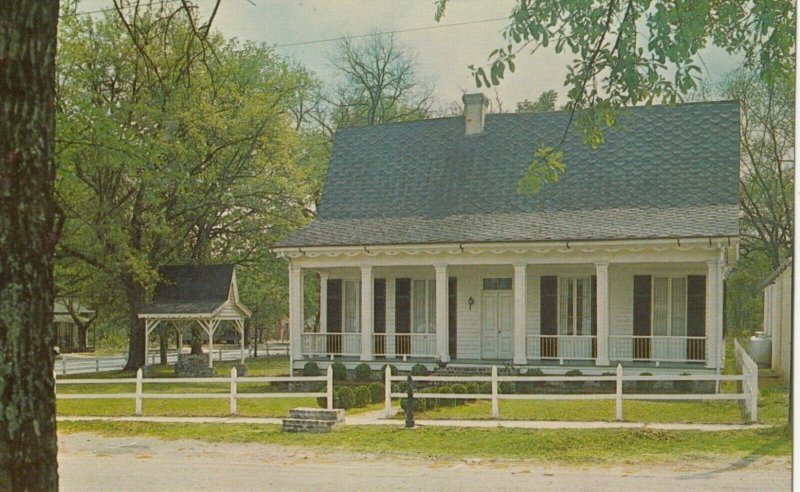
[594, 262, 610, 366]
[705, 259, 721, 369]
[513, 263, 527, 365]
[360, 266, 374, 361]
[319, 271, 329, 334]
[434, 264, 449, 362]
[288, 264, 304, 366]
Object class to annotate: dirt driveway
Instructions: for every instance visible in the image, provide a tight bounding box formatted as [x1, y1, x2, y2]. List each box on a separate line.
[58, 433, 790, 491]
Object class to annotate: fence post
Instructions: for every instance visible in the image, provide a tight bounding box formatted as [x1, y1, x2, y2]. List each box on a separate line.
[327, 365, 334, 411]
[491, 365, 499, 419]
[384, 365, 392, 418]
[749, 362, 758, 423]
[230, 367, 237, 415]
[95, 355, 100, 373]
[135, 368, 143, 415]
[61, 356, 67, 376]
[615, 363, 623, 421]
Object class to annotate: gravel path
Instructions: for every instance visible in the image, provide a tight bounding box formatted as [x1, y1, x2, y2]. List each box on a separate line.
[58, 433, 790, 491]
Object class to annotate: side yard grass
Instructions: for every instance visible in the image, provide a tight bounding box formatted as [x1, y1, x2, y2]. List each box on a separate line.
[405, 370, 787, 424]
[58, 420, 791, 465]
[57, 356, 381, 418]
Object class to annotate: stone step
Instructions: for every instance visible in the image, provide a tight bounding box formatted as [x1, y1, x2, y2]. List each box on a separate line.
[282, 418, 339, 433]
[288, 407, 344, 422]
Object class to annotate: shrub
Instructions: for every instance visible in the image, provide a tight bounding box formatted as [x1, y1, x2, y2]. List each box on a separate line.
[354, 386, 371, 407]
[674, 372, 693, 393]
[381, 364, 399, 377]
[478, 382, 492, 394]
[499, 381, 515, 394]
[368, 382, 384, 404]
[465, 382, 481, 397]
[414, 396, 428, 412]
[599, 372, 616, 391]
[517, 368, 544, 393]
[636, 372, 655, 393]
[303, 361, 322, 377]
[411, 363, 429, 376]
[334, 387, 354, 410]
[451, 384, 468, 406]
[437, 385, 455, 407]
[354, 363, 373, 382]
[331, 361, 347, 382]
[564, 369, 584, 390]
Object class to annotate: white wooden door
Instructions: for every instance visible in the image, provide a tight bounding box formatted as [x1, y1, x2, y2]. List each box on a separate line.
[481, 291, 514, 359]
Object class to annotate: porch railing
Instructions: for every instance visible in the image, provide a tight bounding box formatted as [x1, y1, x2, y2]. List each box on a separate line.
[609, 336, 706, 363]
[373, 333, 437, 358]
[301, 333, 361, 357]
[526, 335, 597, 361]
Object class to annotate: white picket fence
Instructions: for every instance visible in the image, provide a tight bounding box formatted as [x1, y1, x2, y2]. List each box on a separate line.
[383, 362, 759, 423]
[733, 338, 760, 422]
[56, 366, 333, 415]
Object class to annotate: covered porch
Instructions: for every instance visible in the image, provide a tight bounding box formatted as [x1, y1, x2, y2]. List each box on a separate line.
[280, 239, 729, 373]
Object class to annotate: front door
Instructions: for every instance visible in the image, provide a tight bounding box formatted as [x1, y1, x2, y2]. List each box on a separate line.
[481, 278, 513, 359]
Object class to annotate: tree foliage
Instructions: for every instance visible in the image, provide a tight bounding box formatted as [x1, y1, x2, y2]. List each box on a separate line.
[515, 90, 558, 113]
[327, 33, 435, 129]
[723, 69, 794, 270]
[435, 0, 795, 193]
[56, 6, 321, 368]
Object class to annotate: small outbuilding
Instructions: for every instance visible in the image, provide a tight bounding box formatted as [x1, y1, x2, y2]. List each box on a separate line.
[54, 300, 95, 353]
[138, 264, 252, 368]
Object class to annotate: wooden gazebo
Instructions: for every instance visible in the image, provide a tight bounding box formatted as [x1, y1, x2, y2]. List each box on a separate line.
[138, 264, 251, 368]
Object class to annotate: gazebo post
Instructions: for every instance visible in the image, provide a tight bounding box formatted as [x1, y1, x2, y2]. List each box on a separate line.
[206, 320, 214, 369]
[143, 320, 149, 368]
[239, 319, 245, 364]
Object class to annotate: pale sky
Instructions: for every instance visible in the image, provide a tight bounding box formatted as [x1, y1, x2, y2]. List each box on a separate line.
[76, 0, 742, 110]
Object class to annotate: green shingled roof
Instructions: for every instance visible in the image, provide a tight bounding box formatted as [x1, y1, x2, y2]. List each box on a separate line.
[139, 264, 234, 315]
[277, 101, 740, 248]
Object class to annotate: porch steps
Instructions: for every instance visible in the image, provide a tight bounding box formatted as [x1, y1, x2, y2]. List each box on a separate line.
[282, 408, 344, 433]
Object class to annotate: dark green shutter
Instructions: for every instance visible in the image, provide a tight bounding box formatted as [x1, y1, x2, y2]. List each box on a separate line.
[540, 276, 558, 358]
[326, 279, 342, 355]
[687, 275, 706, 361]
[395, 278, 411, 356]
[591, 275, 597, 358]
[327, 279, 342, 333]
[373, 279, 386, 356]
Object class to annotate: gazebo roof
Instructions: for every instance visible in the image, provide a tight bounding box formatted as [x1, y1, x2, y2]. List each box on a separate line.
[139, 264, 244, 316]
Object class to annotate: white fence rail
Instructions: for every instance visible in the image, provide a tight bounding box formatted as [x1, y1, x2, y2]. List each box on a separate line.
[56, 366, 333, 415]
[373, 333, 437, 358]
[733, 339, 759, 422]
[384, 364, 758, 423]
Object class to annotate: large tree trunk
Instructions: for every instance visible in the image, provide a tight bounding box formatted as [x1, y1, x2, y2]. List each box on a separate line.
[77, 323, 88, 352]
[0, 1, 61, 490]
[158, 327, 168, 365]
[123, 279, 145, 370]
[191, 326, 203, 355]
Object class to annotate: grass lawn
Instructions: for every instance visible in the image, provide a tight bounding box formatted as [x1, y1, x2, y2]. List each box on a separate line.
[58, 420, 791, 465]
[57, 356, 382, 418]
[407, 372, 788, 424]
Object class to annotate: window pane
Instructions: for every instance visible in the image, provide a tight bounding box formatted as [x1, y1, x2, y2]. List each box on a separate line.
[671, 277, 687, 336]
[344, 280, 360, 333]
[413, 280, 426, 333]
[576, 277, 592, 336]
[496, 278, 512, 290]
[559, 278, 571, 335]
[427, 280, 436, 333]
[483, 278, 496, 290]
[652, 277, 669, 336]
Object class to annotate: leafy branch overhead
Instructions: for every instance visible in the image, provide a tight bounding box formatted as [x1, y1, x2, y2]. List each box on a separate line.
[436, 0, 795, 194]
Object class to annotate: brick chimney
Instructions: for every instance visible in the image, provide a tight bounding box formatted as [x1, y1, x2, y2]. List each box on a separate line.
[462, 93, 488, 135]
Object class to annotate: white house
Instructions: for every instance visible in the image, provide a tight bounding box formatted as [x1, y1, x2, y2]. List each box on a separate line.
[274, 94, 740, 374]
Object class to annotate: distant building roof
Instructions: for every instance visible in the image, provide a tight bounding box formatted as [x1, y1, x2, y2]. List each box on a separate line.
[277, 101, 740, 248]
[139, 264, 236, 315]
